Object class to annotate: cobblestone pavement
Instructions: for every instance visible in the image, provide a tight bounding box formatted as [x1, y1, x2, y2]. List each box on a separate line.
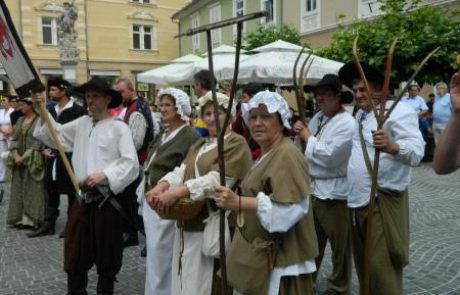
[1, 163, 459, 294]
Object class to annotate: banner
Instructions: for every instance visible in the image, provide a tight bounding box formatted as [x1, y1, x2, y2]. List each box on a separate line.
[0, 1, 44, 97]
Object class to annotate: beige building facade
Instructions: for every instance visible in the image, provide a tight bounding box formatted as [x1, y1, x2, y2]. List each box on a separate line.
[285, 0, 460, 49]
[1, 0, 188, 97]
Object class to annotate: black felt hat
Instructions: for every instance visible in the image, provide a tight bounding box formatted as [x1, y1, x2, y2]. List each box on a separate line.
[74, 77, 122, 108]
[304, 74, 354, 104]
[47, 78, 72, 90]
[338, 62, 384, 90]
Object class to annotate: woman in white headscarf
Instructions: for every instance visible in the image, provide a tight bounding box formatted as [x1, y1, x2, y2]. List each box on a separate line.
[215, 91, 318, 295]
[142, 88, 200, 295]
[148, 92, 252, 295]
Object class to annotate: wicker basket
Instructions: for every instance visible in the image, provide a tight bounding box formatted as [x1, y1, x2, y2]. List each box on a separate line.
[157, 199, 206, 220]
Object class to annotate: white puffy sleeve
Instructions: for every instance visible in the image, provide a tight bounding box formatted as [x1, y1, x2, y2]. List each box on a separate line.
[256, 192, 309, 233]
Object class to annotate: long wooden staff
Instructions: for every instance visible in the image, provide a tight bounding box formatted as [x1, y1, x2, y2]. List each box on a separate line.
[177, 11, 268, 294]
[35, 95, 81, 197]
[353, 37, 440, 295]
[293, 48, 313, 151]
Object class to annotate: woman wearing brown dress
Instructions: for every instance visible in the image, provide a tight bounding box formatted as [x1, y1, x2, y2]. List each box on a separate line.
[215, 90, 318, 295]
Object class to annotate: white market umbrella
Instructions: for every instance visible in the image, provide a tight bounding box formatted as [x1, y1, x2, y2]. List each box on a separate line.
[137, 54, 201, 85]
[253, 39, 303, 52]
[163, 45, 248, 84]
[218, 39, 344, 85]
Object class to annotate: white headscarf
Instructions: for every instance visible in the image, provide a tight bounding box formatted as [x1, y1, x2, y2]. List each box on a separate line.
[197, 91, 237, 118]
[156, 87, 191, 122]
[241, 90, 291, 129]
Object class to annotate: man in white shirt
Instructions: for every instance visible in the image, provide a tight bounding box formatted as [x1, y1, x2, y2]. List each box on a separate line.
[293, 74, 355, 295]
[34, 77, 139, 295]
[338, 62, 425, 294]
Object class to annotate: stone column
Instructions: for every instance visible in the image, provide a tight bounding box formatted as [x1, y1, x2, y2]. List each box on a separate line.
[58, 1, 80, 82]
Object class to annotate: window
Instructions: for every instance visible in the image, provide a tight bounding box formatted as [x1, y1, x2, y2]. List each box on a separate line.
[42, 17, 58, 45]
[133, 25, 152, 50]
[263, 0, 274, 23]
[191, 13, 200, 51]
[233, 0, 245, 39]
[235, 0, 244, 17]
[359, 0, 381, 18]
[306, 0, 316, 13]
[209, 4, 221, 46]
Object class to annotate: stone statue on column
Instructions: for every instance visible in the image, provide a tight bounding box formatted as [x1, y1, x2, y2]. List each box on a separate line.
[58, 1, 79, 82]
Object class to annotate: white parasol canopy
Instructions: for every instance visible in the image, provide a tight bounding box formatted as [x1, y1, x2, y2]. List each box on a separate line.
[136, 54, 201, 85]
[162, 44, 248, 84]
[217, 39, 344, 85]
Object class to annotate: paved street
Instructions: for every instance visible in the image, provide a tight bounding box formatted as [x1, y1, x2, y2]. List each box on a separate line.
[1, 163, 459, 294]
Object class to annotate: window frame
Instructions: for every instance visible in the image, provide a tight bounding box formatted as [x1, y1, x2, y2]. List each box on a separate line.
[260, 0, 275, 24]
[41, 16, 58, 46]
[208, 3, 222, 46]
[305, 0, 317, 14]
[233, 0, 246, 39]
[132, 24, 153, 50]
[191, 13, 201, 51]
[131, 0, 152, 4]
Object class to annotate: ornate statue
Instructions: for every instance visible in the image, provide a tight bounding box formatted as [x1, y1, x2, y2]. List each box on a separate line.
[58, 1, 78, 37]
[58, 1, 79, 65]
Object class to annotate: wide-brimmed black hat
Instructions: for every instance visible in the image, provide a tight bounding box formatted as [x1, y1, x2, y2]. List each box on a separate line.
[48, 78, 72, 90]
[74, 77, 122, 108]
[338, 62, 384, 90]
[304, 74, 354, 104]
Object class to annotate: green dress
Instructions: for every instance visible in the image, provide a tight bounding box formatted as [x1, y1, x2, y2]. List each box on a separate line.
[6, 116, 46, 228]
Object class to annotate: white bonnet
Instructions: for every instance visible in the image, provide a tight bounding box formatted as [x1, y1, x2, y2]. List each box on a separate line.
[156, 87, 191, 121]
[198, 91, 236, 118]
[242, 90, 291, 129]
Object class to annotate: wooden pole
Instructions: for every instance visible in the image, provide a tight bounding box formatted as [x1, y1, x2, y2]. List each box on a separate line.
[353, 39, 439, 295]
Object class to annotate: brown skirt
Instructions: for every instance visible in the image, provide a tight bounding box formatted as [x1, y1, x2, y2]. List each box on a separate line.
[279, 273, 314, 295]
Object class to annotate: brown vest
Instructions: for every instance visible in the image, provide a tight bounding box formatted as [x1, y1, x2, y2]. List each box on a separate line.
[227, 137, 318, 295]
[179, 132, 252, 231]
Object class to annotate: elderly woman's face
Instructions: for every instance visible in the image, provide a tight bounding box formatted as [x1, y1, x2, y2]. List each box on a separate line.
[18, 101, 33, 114]
[202, 102, 227, 137]
[159, 95, 179, 124]
[248, 105, 283, 148]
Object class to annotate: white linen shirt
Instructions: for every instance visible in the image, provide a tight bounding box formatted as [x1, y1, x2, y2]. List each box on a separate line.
[34, 114, 139, 194]
[347, 101, 425, 208]
[305, 110, 354, 200]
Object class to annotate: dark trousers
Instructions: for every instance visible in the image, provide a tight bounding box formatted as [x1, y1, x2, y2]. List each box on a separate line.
[119, 177, 142, 235]
[44, 180, 76, 226]
[64, 198, 123, 295]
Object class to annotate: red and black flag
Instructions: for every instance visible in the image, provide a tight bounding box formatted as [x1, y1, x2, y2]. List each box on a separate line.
[0, 1, 44, 97]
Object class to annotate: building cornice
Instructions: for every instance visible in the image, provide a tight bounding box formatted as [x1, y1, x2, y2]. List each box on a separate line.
[301, 0, 459, 39]
[171, 0, 216, 20]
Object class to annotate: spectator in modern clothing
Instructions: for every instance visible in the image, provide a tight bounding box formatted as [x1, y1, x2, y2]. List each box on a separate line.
[433, 72, 460, 174]
[192, 70, 217, 137]
[401, 82, 432, 137]
[432, 81, 452, 144]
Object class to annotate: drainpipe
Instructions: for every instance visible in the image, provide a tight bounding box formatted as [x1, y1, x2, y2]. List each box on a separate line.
[84, 0, 90, 80]
[18, 0, 23, 37]
[279, 0, 283, 26]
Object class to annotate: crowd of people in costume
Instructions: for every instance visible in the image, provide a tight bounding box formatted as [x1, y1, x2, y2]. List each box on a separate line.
[0, 61, 459, 295]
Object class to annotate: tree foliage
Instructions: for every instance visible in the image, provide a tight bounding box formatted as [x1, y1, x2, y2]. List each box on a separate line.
[243, 24, 301, 51]
[316, 0, 460, 84]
